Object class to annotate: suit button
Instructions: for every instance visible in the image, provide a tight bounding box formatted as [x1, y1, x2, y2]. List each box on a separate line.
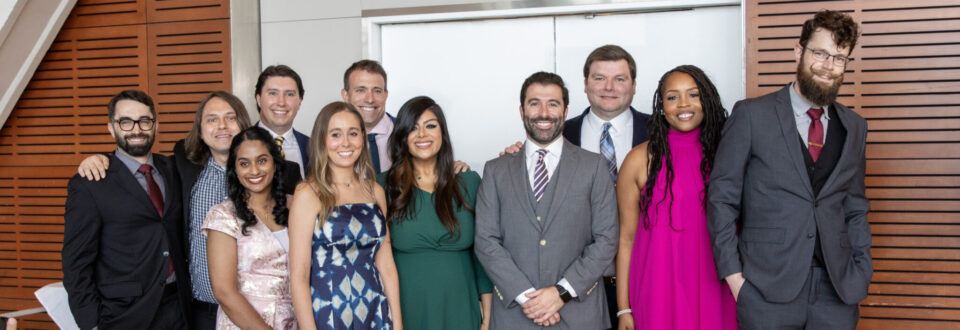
[536, 216, 541, 222]
[163, 251, 169, 257]
[807, 233, 814, 238]
[540, 240, 546, 246]
[814, 202, 819, 207]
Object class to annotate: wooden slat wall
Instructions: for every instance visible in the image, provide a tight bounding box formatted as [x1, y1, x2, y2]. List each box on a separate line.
[746, 1, 960, 329]
[0, 0, 230, 328]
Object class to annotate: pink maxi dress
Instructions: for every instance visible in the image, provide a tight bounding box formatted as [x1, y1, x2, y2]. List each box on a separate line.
[628, 127, 737, 329]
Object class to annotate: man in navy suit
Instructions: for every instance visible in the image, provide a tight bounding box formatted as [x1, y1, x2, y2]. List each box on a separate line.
[63, 90, 190, 329]
[255, 64, 311, 176]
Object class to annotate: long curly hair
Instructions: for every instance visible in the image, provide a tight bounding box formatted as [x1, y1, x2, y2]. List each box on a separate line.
[225, 126, 289, 235]
[384, 96, 471, 240]
[640, 65, 727, 229]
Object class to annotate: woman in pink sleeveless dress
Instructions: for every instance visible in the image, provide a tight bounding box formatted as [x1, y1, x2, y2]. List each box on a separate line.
[615, 65, 737, 330]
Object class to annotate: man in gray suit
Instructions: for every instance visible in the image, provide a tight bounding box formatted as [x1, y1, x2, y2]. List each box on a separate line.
[708, 10, 871, 329]
[475, 71, 619, 329]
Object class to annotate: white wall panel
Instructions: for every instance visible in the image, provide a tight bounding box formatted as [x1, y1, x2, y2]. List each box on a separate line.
[261, 18, 362, 135]
[381, 17, 555, 170]
[556, 6, 743, 116]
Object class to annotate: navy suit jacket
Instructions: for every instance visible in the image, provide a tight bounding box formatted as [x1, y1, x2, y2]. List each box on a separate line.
[293, 128, 310, 168]
[562, 106, 651, 148]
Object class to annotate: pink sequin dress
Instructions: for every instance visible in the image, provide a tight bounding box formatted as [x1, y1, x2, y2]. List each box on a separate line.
[627, 127, 737, 329]
[202, 200, 297, 330]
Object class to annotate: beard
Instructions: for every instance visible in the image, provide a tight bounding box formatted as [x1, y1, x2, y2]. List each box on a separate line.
[796, 58, 844, 106]
[523, 116, 564, 145]
[114, 131, 155, 157]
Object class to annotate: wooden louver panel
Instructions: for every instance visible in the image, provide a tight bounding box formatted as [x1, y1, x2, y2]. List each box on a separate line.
[0, 0, 230, 328]
[746, 1, 960, 329]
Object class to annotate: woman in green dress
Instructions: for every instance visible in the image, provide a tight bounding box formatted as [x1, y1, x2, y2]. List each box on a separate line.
[377, 96, 492, 330]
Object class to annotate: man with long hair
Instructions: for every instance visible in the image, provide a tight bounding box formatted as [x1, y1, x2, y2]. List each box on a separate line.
[708, 10, 871, 329]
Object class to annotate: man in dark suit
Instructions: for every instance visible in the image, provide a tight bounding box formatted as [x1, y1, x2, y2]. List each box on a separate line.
[475, 72, 619, 329]
[63, 90, 190, 329]
[255, 64, 311, 176]
[708, 10, 871, 329]
[76, 91, 302, 330]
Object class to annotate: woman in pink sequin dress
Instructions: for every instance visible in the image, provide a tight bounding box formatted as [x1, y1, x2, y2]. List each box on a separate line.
[615, 65, 737, 330]
[204, 127, 297, 329]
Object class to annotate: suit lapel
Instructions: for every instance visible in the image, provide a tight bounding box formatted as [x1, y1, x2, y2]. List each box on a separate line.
[774, 87, 815, 198]
[541, 141, 578, 233]
[154, 154, 176, 219]
[819, 104, 857, 196]
[109, 154, 158, 217]
[508, 152, 540, 229]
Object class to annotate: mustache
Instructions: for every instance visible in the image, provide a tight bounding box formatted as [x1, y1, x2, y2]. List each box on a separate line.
[124, 133, 151, 141]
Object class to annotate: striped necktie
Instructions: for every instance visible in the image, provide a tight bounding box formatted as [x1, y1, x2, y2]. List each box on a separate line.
[274, 136, 285, 159]
[533, 149, 549, 202]
[600, 122, 617, 181]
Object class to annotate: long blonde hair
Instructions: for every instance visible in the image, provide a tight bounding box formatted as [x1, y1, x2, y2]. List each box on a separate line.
[306, 102, 377, 228]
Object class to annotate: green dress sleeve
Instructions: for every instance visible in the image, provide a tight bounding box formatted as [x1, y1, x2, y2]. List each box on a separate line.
[461, 171, 493, 295]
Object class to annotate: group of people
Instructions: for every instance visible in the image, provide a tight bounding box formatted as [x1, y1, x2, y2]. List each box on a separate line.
[61, 10, 871, 330]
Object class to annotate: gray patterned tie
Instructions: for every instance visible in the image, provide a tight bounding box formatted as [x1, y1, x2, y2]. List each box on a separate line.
[600, 122, 617, 182]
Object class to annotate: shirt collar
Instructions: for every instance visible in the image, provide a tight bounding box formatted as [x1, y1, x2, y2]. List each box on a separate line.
[368, 115, 393, 135]
[524, 136, 564, 160]
[204, 156, 225, 172]
[585, 107, 633, 134]
[114, 148, 155, 175]
[789, 82, 830, 120]
[257, 121, 296, 140]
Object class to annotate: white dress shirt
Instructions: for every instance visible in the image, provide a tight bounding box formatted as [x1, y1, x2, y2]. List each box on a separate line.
[517, 137, 577, 304]
[579, 108, 633, 169]
[257, 122, 305, 178]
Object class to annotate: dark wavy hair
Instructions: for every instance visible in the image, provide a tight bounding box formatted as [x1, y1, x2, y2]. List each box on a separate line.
[384, 96, 471, 239]
[225, 126, 289, 235]
[800, 10, 860, 55]
[641, 65, 727, 230]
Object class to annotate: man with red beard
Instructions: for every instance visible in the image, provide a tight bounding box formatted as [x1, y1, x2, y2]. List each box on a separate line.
[475, 72, 618, 329]
[63, 90, 190, 329]
[708, 10, 871, 329]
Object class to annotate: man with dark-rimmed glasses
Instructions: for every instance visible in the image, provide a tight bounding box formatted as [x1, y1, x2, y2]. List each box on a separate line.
[709, 10, 871, 329]
[63, 90, 190, 329]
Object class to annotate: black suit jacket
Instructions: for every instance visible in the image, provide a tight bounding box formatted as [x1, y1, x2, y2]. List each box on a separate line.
[562, 106, 651, 148]
[708, 86, 872, 304]
[62, 153, 191, 329]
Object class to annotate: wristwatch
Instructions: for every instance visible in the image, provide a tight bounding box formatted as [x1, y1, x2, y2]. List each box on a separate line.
[554, 284, 573, 303]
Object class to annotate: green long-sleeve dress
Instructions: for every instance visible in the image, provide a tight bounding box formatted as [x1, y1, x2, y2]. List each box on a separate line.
[377, 170, 492, 330]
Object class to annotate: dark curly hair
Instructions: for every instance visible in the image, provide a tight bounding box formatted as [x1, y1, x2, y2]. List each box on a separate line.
[641, 65, 727, 230]
[384, 96, 471, 240]
[225, 126, 288, 235]
[799, 10, 860, 54]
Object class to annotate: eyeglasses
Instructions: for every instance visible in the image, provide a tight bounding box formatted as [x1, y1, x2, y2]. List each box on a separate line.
[805, 48, 850, 66]
[113, 118, 156, 131]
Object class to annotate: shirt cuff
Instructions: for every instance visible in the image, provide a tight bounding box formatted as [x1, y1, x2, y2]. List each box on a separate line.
[515, 287, 535, 305]
[558, 278, 577, 297]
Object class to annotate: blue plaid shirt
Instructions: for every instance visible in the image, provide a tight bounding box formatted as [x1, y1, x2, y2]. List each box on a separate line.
[189, 158, 227, 303]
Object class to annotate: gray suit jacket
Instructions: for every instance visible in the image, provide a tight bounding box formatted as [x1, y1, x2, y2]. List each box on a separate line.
[475, 139, 619, 330]
[707, 86, 872, 304]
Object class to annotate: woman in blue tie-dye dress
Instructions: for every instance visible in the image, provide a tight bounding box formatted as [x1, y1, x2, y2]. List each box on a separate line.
[288, 101, 403, 330]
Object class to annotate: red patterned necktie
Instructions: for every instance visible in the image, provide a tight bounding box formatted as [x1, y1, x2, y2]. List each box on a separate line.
[137, 164, 172, 277]
[806, 108, 824, 162]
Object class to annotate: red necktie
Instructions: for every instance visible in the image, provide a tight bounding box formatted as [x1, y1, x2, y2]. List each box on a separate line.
[137, 164, 172, 277]
[806, 108, 824, 162]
